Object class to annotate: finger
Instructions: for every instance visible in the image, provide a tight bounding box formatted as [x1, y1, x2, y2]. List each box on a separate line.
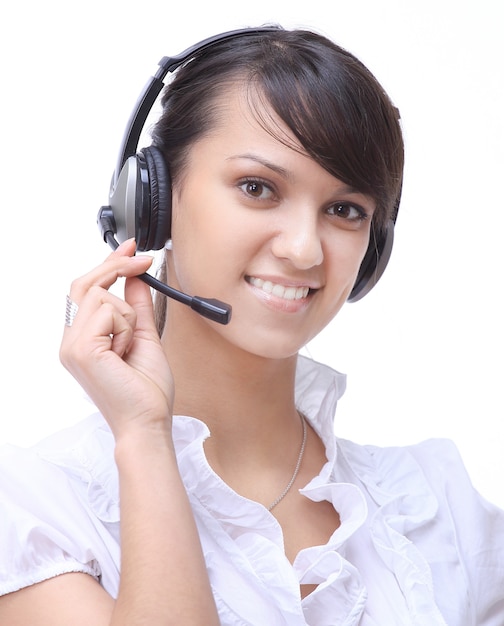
[124, 275, 159, 338]
[61, 300, 136, 371]
[107, 237, 137, 258]
[96, 302, 136, 358]
[70, 240, 154, 303]
[62, 285, 136, 342]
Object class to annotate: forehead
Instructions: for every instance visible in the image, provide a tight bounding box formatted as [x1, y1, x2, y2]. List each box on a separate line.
[208, 82, 309, 157]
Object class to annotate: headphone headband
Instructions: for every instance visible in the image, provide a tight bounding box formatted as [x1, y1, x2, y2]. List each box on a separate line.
[114, 27, 281, 187]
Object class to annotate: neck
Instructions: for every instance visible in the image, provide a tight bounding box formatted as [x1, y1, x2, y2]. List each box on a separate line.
[160, 305, 302, 472]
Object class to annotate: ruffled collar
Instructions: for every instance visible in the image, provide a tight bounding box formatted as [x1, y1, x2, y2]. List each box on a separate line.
[171, 355, 352, 541]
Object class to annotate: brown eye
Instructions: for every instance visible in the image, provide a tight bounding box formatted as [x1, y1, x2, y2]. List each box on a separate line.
[328, 202, 367, 221]
[245, 181, 264, 197]
[238, 178, 275, 200]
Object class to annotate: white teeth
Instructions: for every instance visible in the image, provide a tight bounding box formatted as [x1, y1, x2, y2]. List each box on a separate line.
[248, 277, 310, 300]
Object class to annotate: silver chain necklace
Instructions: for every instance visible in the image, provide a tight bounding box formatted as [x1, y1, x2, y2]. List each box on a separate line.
[267, 412, 307, 511]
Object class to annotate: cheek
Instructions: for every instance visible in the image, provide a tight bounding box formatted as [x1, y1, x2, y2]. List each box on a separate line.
[168, 216, 203, 292]
[171, 177, 238, 253]
[326, 232, 370, 285]
[169, 208, 238, 297]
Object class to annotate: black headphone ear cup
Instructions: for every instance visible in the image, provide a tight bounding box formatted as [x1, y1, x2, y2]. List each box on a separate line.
[136, 146, 172, 251]
[348, 220, 394, 302]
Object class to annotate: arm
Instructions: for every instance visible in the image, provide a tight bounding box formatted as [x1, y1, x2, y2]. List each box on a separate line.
[112, 428, 219, 624]
[0, 239, 219, 625]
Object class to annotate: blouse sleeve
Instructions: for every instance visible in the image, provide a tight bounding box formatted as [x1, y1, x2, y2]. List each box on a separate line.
[408, 439, 504, 626]
[0, 442, 103, 596]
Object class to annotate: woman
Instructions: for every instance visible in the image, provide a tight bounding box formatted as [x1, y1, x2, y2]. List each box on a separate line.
[0, 26, 502, 625]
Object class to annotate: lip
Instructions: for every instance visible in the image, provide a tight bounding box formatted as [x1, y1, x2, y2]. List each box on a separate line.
[245, 275, 319, 312]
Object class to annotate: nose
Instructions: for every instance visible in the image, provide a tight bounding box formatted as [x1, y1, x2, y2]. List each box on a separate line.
[271, 211, 324, 269]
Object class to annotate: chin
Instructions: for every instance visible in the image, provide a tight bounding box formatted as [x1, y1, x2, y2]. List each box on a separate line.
[233, 329, 317, 361]
[216, 300, 342, 360]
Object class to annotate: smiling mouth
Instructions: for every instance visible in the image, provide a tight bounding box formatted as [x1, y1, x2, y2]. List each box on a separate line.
[246, 276, 314, 301]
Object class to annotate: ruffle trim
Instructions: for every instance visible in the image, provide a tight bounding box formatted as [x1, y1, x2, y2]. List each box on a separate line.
[36, 413, 120, 524]
[338, 438, 449, 625]
[175, 415, 371, 624]
[0, 561, 100, 597]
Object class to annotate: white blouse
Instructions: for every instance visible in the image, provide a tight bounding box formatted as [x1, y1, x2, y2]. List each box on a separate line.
[0, 356, 503, 625]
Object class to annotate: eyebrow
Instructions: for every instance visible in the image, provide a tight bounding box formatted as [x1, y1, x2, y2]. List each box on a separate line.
[226, 153, 293, 180]
[226, 153, 367, 197]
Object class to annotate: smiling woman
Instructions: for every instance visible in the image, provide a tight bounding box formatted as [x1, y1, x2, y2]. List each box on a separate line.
[0, 25, 503, 626]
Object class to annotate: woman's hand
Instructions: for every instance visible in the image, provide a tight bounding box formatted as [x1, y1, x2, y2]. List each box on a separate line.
[60, 239, 174, 441]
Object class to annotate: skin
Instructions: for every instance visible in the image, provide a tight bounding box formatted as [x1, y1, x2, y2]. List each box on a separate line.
[0, 85, 375, 623]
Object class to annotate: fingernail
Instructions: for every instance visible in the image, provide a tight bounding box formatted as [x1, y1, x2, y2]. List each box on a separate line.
[133, 254, 153, 261]
[119, 237, 136, 247]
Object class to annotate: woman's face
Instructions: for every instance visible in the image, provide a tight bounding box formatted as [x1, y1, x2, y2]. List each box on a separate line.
[166, 86, 375, 359]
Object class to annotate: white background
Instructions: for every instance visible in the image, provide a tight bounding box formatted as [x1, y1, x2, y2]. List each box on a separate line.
[1, 0, 502, 508]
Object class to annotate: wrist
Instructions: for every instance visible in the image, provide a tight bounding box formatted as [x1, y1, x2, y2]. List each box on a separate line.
[114, 421, 175, 468]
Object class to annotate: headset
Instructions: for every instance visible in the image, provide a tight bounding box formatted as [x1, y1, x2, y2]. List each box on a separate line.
[97, 27, 399, 325]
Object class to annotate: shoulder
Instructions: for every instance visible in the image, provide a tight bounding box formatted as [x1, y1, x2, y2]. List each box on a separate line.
[336, 435, 504, 532]
[0, 412, 118, 525]
[337, 436, 471, 491]
[336, 436, 504, 625]
[0, 414, 120, 597]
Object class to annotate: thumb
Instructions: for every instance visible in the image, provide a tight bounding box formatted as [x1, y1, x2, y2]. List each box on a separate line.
[124, 275, 159, 338]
